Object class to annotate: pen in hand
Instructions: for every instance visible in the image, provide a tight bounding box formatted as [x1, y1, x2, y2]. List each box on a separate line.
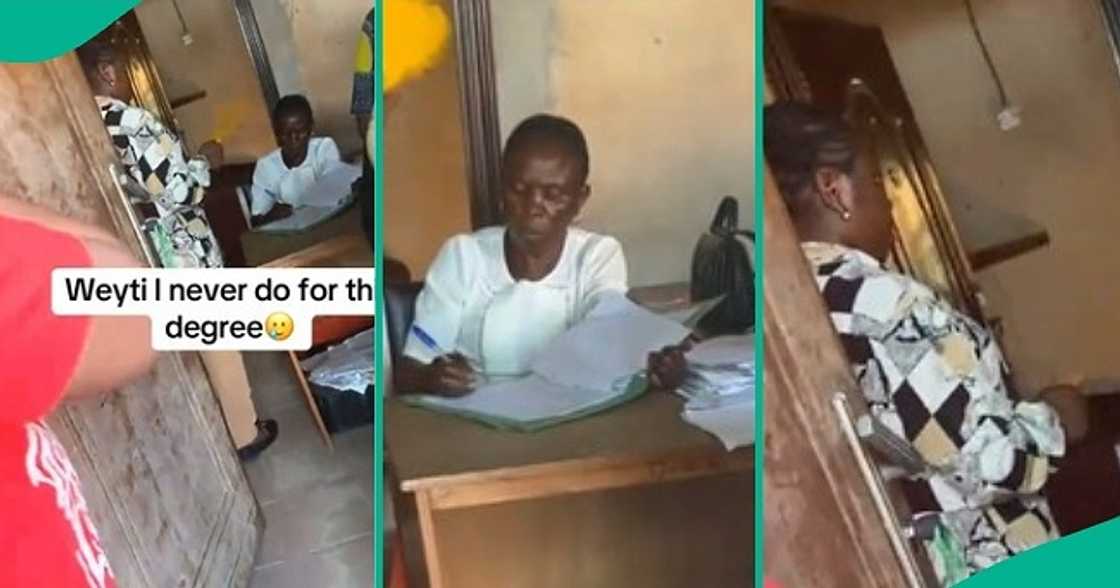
[411, 324, 476, 395]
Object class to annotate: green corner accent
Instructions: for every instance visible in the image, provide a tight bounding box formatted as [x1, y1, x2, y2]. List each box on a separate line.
[0, 2, 139, 62]
[959, 517, 1120, 586]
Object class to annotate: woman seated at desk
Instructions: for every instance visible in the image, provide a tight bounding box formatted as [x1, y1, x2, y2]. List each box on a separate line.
[249, 95, 346, 227]
[396, 114, 686, 395]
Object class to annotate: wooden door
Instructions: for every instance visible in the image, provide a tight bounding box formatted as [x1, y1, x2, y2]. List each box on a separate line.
[765, 5, 984, 322]
[763, 163, 932, 587]
[1, 56, 261, 586]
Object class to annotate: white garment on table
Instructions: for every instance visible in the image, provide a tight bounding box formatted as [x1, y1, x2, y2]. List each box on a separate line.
[403, 226, 628, 378]
[250, 137, 342, 215]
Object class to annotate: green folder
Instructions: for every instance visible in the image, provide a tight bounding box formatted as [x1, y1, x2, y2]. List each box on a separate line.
[402, 374, 650, 433]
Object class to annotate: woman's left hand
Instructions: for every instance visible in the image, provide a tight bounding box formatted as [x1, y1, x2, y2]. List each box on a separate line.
[647, 339, 693, 391]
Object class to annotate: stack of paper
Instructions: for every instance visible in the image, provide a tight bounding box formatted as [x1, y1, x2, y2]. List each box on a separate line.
[256, 201, 351, 233]
[678, 334, 755, 450]
[409, 374, 647, 432]
[532, 294, 692, 392]
[406, 294, 690, 431]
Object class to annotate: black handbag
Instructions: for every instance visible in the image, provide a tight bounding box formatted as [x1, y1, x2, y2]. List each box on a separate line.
[690, 196, 755, 336]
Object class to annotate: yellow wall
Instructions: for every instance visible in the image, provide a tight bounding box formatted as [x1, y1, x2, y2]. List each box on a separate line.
[136, 0, 275, 163]
[778, 0, 1120, 390]
[491, 0, 756, 287]
[383, 0, 471, 276]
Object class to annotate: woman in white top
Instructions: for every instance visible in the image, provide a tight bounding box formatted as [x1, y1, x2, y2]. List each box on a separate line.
[397, 114, 687, 395]
[249, 95, 344, 226]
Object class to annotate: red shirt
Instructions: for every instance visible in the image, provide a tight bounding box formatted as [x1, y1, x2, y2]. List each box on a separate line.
[0, 214, 116, 587]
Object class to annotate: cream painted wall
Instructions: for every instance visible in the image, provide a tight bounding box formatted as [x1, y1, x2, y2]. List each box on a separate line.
[384, 0, 471, 276]
[777, 0, 1120, 390]
[277, 0, 371, 155]
[491, 0, 756, 287]
[136, 0, 275, 163]
[136, 0, 370, 163]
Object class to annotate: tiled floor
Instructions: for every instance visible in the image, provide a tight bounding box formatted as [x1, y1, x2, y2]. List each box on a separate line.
[239, 351, 390, 588]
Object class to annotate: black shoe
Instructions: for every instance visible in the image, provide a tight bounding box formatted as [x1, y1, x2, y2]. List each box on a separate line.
[237, 419, 279, 462]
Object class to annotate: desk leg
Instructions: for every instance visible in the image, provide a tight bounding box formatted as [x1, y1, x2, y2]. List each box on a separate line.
[286, 350, 334, 451]
[416, 490, 446, 588]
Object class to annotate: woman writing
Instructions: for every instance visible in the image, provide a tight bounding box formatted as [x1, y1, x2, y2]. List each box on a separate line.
[764, 101, 1087, 584]
[396, 114, 685, 394]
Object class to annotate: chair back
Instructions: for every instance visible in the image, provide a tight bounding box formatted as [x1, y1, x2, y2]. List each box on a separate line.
[385, 281, 424, 362]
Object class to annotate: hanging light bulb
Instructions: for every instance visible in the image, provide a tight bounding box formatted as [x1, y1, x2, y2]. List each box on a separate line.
[964, 0, 1019, 131]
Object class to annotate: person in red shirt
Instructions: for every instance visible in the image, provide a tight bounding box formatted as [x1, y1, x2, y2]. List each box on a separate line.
[0, 196, 156, 587]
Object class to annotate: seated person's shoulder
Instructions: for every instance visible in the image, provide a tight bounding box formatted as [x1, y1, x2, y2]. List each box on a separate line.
[431, 228, 499, 269]
[814, 249, 938, 322]
[253, 148, 284, 178]
[569, 227, 625, 260]
[310, 136, 341, 156]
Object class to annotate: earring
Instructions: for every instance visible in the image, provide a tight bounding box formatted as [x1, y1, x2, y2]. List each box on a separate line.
[842, 210, 852, 221]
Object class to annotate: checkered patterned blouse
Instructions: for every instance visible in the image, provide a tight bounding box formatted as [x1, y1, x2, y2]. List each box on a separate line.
[97, 96, 223, 269]
[804, 241, 1064, 584]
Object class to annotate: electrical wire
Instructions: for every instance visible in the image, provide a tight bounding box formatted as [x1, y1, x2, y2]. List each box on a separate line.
[170, 0, 190, 35]
[963, 0, 1010, 107]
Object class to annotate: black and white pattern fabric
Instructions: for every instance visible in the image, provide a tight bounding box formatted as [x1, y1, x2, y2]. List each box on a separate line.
[803, 241, 1064, 585]
[97, 96, 223, 269]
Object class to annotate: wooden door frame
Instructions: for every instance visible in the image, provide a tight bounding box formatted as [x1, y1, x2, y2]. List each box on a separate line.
[764, 3, 984, 323]
[26, 54, 262, 587]
[762, 164, 931, 587]
[232, 0, 281, 110]
[450, 0, 504, 229]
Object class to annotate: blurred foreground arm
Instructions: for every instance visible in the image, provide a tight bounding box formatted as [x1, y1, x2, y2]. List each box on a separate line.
[0, 197, 156, 411]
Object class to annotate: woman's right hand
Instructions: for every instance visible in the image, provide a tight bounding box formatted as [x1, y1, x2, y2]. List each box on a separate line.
[198, 140, 225, 169]
[271, 204, 294, 220]
[1041, 384, 1090, 446]
[423, 353, 476, 396]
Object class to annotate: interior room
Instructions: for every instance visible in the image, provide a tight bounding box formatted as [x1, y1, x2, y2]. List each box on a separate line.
[70, 1, 377, 586]
[385, 0, 755, 586]
[763, 0, 1120, 585]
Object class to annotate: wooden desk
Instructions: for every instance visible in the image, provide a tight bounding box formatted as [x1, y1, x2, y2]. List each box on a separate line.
[264, 234, 374, 449]
[387, 392, 754, 588]
[261, 232, 372, 269]
[244, 205, 365, 267]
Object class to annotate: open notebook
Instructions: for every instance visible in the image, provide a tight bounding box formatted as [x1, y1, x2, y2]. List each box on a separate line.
[403, 294, 693, 432]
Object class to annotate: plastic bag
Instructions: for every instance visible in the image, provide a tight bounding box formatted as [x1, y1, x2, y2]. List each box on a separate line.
[299, 328, 375, 394]
[690, 196, 755, 336]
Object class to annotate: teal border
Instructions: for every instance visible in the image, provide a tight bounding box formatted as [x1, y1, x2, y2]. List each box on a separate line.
[753, 1, 766, 586]
[373, 0, 385, 586]
[0, 3, 137, 62]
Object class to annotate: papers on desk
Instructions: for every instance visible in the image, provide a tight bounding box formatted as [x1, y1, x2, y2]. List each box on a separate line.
[677, 334, 755, 450]
[406, 294, 690, 432]
[257, 202, 351, 233]
[532, 295, 692, 393]
[299, 162, 363, 208]
[682, 402, 754, 451]
[256, 162, 362, 233]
